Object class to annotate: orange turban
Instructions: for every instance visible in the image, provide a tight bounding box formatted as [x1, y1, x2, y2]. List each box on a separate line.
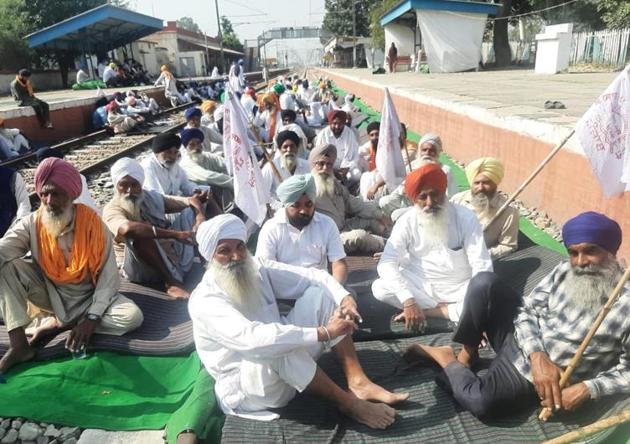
[327, 109, 346, 124]
[404, 163, 447, 201]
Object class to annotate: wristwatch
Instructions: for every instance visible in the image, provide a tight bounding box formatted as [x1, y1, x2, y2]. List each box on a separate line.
[86, 314, 101, 322]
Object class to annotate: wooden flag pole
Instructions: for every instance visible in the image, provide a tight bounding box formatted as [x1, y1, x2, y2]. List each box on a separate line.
[247, 120, 283, 183]
[542, 409, 630, 444]
[484, 129, 575, 233]
[539, 265, 630, 422]
[404, 143, 413, 173]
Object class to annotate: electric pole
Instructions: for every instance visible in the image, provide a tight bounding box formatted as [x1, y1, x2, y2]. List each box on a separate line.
[352, 0, 356, 68]
[214, 0, 226, 73]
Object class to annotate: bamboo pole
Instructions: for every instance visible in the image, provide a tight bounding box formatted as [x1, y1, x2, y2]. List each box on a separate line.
[484, 129, 575, 233]
[539, 266, 630, 421]
[542, 409, 630, 444]
[403, 143, 413, 173]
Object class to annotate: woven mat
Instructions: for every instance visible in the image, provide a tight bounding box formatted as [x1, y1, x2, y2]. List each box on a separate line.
[221, 334, 628, 443]
[0, 282, 193, 360]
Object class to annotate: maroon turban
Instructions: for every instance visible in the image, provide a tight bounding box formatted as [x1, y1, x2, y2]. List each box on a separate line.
[404, 163, 447, 201]
[327, 109, 347, 125]
[34, 157, 82, 200]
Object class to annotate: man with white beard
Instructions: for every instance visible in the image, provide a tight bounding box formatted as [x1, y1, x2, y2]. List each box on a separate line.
[314, 110, 362, 186]
[405, 211, 630, 419]
[103, 157, 215, 299]
[0, 158, 143, 373]
[451, 157, 519, 259]
[262, 130, 310, 205]
[309, 144, 391, 255]
[179, 128, 233, 191]
[372, 163, 493, 327]
[189, 214, 408, 427]
[183, 107, 224, 156]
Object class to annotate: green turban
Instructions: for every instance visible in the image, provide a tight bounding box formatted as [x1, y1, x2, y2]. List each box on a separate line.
[272, 83, 285, 95]
[276, 174, 316, 207]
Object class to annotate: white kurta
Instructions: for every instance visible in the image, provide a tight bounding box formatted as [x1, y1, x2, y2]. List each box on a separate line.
[279, 92, 298, 111]
[189, 258, 349, 419]
[256, 211, 346, 270]
[261, 157, 310, 205]
[314, 127, 361, 183]
[372, 203, 492, 321]
[141, 153, 197, 196]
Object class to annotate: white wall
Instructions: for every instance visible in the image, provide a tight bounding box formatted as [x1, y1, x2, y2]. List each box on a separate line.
[384, 23, 416, 57]
[262, 37, 323, 67]
[0, 71, 78, 95]
[179, 51, 206, 77]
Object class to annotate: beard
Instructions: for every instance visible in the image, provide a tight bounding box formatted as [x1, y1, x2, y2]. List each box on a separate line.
[470, 191, 493, 216]
[312, 171, 336, 199]
[208, 252, 261, 318]
[281, 153, 297, 172]
[188, 150, 205, 165]
[287, 210, 313, 230]
[419, 155, 438, 165]
[564, 259, 623, 312]
[416, 203, 449, 246]
[113, 189, 144, 221]
[40, 202, 74, 239]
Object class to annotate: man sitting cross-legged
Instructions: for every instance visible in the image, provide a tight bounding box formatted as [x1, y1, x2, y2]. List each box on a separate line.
[406, 212, 630, 418]
[103, 158, 219, 299]
[256, 174, 348, 284]
[189, 214, 409, 427]
[451, 157, 519, 259]
[0, 158, 143, 372]
[372, 163, 493, 328]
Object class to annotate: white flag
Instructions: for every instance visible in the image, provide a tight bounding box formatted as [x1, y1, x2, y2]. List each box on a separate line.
[375, 88, 407, 190]
[576, 65, 630, 197]
[223, 90, 269, 225]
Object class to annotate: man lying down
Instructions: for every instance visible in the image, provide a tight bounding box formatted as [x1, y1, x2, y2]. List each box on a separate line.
[189, 214, 409, 429]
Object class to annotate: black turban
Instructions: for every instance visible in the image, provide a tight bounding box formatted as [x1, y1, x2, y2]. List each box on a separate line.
[366, 121, 380, 134]
[276, 130, 300, 147]
[152, 133, 181, 153]
[281, 109, 297, 122]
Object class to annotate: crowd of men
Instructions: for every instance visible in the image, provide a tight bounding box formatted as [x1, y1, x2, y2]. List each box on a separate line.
[0, 72, 627, 433]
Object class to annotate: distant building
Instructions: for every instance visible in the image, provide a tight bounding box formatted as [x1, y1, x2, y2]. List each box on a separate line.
[144, 21, 244, 76]
[323, 36, 384, 69]
[257, 27, 330, 69]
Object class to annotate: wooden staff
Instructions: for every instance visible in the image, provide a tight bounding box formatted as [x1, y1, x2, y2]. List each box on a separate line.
[542, 409, 630, 444]
[484, 129, 575, 233]
[539, 265, 630, 422]
[247, 121, 283, 183]
[403, 143, 413, 173]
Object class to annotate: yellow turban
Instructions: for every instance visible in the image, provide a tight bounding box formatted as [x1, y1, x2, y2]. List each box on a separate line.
[160, 64, 169, 72]
[465, 157, 504, 186]
[201, 100, 217, 115]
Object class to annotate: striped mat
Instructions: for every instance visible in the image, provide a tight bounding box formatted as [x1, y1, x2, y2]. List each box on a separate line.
[0, 281, 194, 360]
[221, 333, 629, 443]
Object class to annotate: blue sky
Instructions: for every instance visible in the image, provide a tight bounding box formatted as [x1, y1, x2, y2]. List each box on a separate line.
[133, 0, 326, 40]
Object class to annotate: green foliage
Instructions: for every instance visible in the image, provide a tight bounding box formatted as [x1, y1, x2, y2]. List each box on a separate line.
[220, 16, 243, 52]
[177, 16, 202, 34]
[0, 0, 32, 70]
[322, 0, 380, 37]
[598, 0, 630, 29]
[369, 0, 398, 50]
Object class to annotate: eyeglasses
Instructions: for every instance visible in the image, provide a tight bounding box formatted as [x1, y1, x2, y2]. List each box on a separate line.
[314, 160, 334, 169]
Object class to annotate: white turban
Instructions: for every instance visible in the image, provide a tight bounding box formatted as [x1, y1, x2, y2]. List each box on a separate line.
[111, 157, 145, 187]
[214, 105, 225, 122]
[419, 133, 443, 153]
[196, 214, 247, 261]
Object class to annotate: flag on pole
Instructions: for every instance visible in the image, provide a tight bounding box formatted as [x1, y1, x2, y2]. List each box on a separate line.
[575, 65, 630, 197]
[223, 89, 269, 225]
[375, 88, 407, 190]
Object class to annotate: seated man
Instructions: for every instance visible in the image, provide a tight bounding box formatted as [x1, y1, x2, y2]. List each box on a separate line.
[179, 128, 233, 192]
[263, 130, 310, 204]
[409, 211, 630, 418]
[372, 163, 492, 327]
[0, 167, 31, 237]
[103, 158, 214, 298]
[279, 109, 316, 151]
[142, 133, 199, 196]
[451, 157, 519, 259]
[358, 121, 394, 201]
[189, 214, 408, 427]
[257, 174, 347, 283]
[183, 107, 223, 155]
[310, 144, 390, 255]
[314, 110, 362, 186]
[0, 117, 30, 158]
[107, 101, 144, 134]
[10, 69, 53, 128]
[0, 158, 143, 372]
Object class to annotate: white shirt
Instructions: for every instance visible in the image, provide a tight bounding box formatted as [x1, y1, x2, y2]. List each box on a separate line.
[256, 211, 345, 269]
[102, 66, 116, 82]
[189, 258, 349, 418]
[76, 69, 89, 83]
[279, 92, 298, 111]
[315, 126, 360, 172]
[141, 153, 197, 196]
[377, 203, 492, 320]
[261, 157, 310, 200]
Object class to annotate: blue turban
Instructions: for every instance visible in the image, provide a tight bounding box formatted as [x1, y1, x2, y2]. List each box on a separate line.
[562, 211, 622, 254]
[184, 107, 202, 120]
[276, 174, 316, 207]
[180, 128, 205, 147]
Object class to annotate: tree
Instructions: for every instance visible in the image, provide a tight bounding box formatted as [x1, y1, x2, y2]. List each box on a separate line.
[598, 0, 630, 29]
[177, 16, 202, 34]
[220, 16, 243, 52]
[493, 0, 513, 67]
[0, 0, 33, 71]
[323, 0, 380, 37]
[369, 0, 398, 49]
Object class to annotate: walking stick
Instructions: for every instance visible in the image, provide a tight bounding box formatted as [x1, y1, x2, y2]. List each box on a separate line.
[542, 409, 630, 444]
[403, 143, 413, 173]
[484, 129, 575, 233]
[247, 121, 283, 183]
[539, 265, 630, 422]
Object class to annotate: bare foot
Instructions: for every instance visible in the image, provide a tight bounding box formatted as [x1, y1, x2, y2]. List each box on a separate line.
[456, 345, 479, 368]
[0, 346, 37, 372]
[166, 283, 190, 299]
[28, 318, 69, 348]
[340, 396, 396, 429]
[349, 378, 409, 405]
[408, 344, 456, 369]
[403, 343, 439, 367]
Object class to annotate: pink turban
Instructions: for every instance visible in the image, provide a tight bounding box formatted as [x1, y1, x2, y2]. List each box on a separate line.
[327, 109, 347, 124]
[34, 158, 82, 200]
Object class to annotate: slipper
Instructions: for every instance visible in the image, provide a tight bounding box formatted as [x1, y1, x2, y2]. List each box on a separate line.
[553, 101, 566, 109]
[544, 100, 554, 109]
[403, 344, 440, 367]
